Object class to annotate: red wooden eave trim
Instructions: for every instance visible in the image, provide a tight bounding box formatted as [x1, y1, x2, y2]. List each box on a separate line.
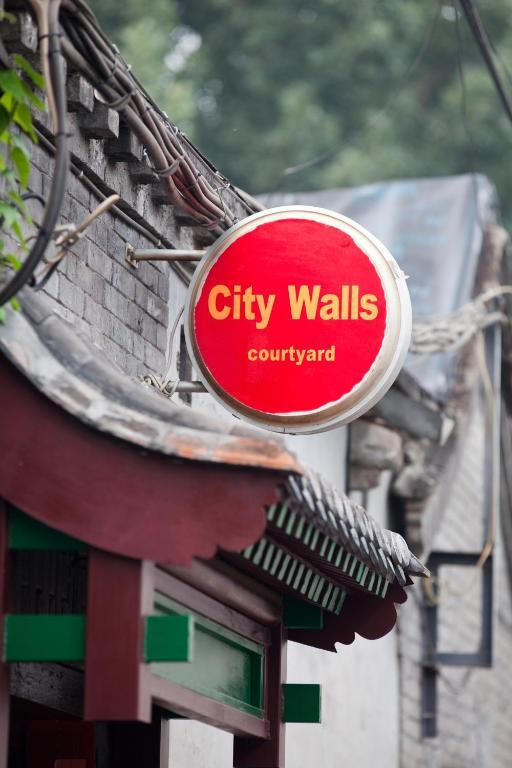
[0, 358, 279, 566]
[0, 501, 9, 768]
[0, 357, 409, 654]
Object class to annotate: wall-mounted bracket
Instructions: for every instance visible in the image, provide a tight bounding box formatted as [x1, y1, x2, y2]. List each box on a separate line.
[125, 244, 205, 269]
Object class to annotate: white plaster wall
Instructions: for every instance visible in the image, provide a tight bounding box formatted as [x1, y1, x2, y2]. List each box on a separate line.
[169, 416, 400, 767]
[285, 471, 400, 768]
[170, 721, 233, 767]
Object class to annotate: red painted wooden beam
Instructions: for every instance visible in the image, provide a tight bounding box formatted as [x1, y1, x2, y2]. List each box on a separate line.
[0, 358, 279, 566]
[85, 550, 153, 722]
[233, 625, 287, 768]
[0, 501, 9, 768]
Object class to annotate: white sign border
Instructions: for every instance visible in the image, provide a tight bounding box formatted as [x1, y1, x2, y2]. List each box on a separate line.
[185, 205, 412, 434]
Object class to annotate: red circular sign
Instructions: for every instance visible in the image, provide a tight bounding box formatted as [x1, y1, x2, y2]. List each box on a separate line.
[186, 207, 411, 433]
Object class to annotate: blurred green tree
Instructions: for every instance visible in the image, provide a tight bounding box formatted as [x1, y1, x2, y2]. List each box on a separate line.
[89, 0, 512, 221]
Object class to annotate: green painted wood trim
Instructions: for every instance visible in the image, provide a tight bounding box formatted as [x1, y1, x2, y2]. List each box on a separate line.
[152, 594, 265, 719]
[283, 596, 324, 629]
[282, 684, 322, 723]
[8, 508, 86, 551]
[4, 614, 86, 662]
[145, 615, 194, 662]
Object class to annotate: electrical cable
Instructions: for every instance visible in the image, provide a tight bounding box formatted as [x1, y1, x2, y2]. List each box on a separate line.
[0, 0, 254, 306]
[453, 0, 487, 235]
[458, 0, 512, 126]
[21, 192, 46, 207]
[1, 0, 255, 307]
[0, 0, 69, 307]
[57, 0, 242, 231]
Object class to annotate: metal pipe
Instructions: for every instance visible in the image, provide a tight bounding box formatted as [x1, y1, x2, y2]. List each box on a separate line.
[174, 381, 206, 393]
[134, 250, 205, 261]
[126, 244, 205, 266]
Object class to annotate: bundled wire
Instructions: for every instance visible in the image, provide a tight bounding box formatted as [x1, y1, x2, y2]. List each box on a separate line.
[410, 285, 512, 356]
[1, 0, 261, 306]
[57, 0, 254, 233]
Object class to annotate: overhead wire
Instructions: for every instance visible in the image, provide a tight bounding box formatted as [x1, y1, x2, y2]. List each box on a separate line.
[410, 286, 512, 356]
[453, 0, 487, 234]
[458, 0, 512, 126]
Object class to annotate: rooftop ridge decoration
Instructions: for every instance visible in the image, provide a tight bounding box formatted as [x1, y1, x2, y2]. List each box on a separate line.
[280, 472, 429, 585]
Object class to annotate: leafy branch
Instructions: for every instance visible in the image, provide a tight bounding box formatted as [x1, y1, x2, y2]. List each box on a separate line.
[0, 20, 44, 322]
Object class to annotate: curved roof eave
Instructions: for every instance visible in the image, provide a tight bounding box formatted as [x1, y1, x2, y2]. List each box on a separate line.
[0, 289, 300, 473]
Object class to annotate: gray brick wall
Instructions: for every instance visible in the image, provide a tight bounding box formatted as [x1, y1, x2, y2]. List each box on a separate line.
[399, 388, 512, 768]
[22, 135, 176, 380]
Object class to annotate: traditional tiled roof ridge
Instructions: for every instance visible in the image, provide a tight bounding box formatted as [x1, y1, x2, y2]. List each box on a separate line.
[282, 471, 429, 586]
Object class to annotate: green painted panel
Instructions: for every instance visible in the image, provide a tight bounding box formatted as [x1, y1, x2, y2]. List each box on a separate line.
[145, 615, 194, 663]
[8, 508, 85, 551]
[5, 614, 86, 662]
[283, 596, 324, 629]
[152, 595, 264, 719]
[282, 684, 322, 723]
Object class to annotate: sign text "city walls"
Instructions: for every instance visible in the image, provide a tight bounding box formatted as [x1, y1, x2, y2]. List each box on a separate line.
[207, 284, 379, 330]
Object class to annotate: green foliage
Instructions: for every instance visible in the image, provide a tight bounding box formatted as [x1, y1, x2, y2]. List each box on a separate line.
[90, 1, 512, 225]
[0, 51, 42, 321]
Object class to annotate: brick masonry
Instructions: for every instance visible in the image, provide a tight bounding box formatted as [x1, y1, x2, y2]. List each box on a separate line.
[29, 141, 171, 378]
[5, 73, 250, 388]
[0, 13, 250, 387]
